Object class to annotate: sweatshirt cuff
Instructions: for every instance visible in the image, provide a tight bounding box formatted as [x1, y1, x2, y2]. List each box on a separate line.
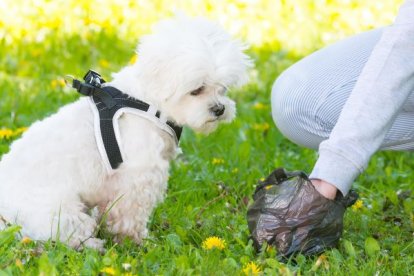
[309, 148, 363, 196]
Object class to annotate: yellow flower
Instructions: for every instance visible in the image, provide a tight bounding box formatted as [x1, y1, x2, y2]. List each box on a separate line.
[101, 267, 116, 275]
[30, 48, 43, 57]
[253, 102, 267, 110]
[202, 236, 226, 250]
[252, 123, 270, 132]
[352, 199, 363, 211]
[51, 79, 66, 89]
[0, 129, 13, 139]
[21, 236, 32, 244]
[232, 168, 239, 174]
[212, 158, 225, 165]
[14, 127, 28, 137]
[15, 259, 23, 269]
[242, 262, 261, 275]
[99, 59, 110, 68]
[129, 54, 138, 65]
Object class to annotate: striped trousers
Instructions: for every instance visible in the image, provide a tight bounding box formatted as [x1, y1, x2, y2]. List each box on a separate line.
[271, 28, 414, 151]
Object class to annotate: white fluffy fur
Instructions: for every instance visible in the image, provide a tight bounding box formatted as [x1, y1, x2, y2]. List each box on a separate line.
[0, 16, 251, 250]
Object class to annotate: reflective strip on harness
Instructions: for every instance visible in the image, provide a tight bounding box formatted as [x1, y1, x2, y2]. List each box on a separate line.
[88, 86, 182, 172]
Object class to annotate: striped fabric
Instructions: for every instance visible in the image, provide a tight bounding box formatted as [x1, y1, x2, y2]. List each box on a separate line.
[271, 27, 414, 151]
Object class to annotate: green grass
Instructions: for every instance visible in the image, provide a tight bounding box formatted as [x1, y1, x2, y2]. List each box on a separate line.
[1, 30, 414, 275]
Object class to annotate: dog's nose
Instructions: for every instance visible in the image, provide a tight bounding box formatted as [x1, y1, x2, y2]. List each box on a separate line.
[210, 104, 225, 117]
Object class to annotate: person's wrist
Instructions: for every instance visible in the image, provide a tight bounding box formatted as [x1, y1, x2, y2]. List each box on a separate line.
[311, 179, 337, 200]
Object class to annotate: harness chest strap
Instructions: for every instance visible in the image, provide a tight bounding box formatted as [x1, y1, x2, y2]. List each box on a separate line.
[71, 71, 182, 172]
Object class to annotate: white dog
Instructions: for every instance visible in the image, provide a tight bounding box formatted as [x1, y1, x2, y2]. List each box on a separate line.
[0, 16, 251, 250]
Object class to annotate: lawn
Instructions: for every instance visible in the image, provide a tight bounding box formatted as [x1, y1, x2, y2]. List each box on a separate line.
[0, 1, 413, 275]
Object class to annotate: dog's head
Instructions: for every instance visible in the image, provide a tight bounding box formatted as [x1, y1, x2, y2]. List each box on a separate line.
[133, 16, 252, 133]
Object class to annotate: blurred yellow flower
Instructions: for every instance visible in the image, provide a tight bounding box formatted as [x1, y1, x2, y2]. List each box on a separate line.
[252, 123, 270, 132]
[51, 79, 66, 89]
[15, 259, 23, 269]
[14, 127, 28, 136]
[232, 168, 239, 174]
[212, 158, 225, 165]
[253, 102, 267, 110]
[0, 129, 13, 139]
[0, 127, 27, 139]
[99, 59, 110, 68]
[129, 54, 138, 65]
[21, 236, 32, 244]
[100, 267, 116, 275]
[202, 236, 226, 250]
[30, 49, 43, 57]
[242, 262, 261, 275]
[352, 199, 363, 211]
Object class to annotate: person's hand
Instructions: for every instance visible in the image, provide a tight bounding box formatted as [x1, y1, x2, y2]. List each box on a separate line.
[311, 179, 338, 200]
[247, 168, 358, 258]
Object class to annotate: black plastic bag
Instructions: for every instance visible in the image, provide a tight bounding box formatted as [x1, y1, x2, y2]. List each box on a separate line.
[247, 168, 358, 258]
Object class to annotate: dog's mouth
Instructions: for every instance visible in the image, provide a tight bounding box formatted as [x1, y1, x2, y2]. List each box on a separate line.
[205, 118, 221, 124]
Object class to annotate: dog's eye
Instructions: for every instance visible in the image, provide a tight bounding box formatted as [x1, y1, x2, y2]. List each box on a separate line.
[220, 87, 228, 95]
[190, 86, 204, 96]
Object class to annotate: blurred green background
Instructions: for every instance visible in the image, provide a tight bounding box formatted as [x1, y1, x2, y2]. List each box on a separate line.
[0, 0, 404, 128]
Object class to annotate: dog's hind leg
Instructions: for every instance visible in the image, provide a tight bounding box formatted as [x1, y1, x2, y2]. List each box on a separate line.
[16, 205, 105, 251]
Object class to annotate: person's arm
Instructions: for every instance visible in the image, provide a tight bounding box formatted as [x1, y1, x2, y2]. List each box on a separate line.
[310, 0, 414, 198]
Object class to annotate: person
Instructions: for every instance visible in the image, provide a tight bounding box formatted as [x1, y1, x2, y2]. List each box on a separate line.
[272, 0, 414, 202]
[266, 0, 414, 254]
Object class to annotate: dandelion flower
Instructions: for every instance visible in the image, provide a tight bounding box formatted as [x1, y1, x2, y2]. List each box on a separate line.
[99, 59, 110, 68]
[252, 123, 270, 132]
[212, 158, 225, 165]
[202, 236, 226, 250]
[253, 102, 267, 110]
[100, 267, 116, 275]
[352, 199, 363, 211]
[15, 259, 23, 269]
[51, 79, 66, 89]
[129, 54, 138, 65]
[0, 129, 13, 139]
[14, 127, 28, 136]
[21, 236, 32, 244]
[232, 168, 239, 174]
[243, 262, 261, 275]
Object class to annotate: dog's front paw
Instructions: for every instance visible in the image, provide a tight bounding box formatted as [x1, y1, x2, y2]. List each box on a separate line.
[77, 237, 106, 253]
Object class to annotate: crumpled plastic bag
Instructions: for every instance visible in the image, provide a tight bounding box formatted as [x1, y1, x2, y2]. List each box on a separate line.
[247, 168, 358, 258]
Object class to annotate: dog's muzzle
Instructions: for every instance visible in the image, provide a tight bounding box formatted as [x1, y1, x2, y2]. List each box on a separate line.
[210, 104, 225, 117]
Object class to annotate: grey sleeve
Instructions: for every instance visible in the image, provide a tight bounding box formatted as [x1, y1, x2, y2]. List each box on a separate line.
[310, 0, 414, 195]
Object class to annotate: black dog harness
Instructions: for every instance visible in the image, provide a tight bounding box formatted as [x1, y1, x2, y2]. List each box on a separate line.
[70, 70, 182, 171]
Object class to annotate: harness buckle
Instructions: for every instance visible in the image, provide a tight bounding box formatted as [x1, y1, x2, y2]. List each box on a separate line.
[83, 70, 106, 88]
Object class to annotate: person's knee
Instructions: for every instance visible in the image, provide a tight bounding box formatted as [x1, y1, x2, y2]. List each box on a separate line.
[270, 69, 323, 150]
[271, 69, 304, 132]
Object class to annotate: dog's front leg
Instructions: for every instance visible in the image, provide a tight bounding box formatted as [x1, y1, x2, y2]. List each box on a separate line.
[103, 171, 167, 244]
